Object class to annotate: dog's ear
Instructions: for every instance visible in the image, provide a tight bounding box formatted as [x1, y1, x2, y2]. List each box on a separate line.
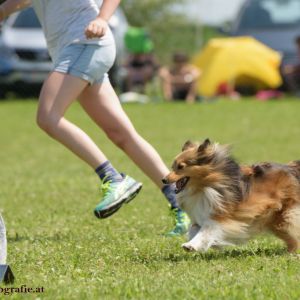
[198, 138, 211, 153]
[182, 140, 196, 151]
[241, 165, 254, 177]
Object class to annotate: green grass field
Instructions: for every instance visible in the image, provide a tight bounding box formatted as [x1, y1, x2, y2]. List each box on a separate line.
[1, 98, 300, 299]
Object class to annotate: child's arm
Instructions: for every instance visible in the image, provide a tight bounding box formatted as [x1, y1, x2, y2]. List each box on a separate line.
[85, 0, 121, 39]
[0, 0, 31, 22]
[97, 0, 121, 22]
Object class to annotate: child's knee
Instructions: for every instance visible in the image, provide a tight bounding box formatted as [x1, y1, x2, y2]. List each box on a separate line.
[36, 109, 60, 136]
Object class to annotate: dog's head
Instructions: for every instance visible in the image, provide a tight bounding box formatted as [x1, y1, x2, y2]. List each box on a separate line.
[163, 139, 238, 194]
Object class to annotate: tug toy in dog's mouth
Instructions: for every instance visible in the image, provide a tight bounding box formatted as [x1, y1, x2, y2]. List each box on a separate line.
[175, 177, 190, 194]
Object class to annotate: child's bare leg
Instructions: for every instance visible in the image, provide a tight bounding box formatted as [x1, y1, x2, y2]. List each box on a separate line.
[78, 81, 169, 188]
[37, 72, 108, 168]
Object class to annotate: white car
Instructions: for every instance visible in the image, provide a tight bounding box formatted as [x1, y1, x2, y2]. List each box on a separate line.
[0, 6, 128, 97]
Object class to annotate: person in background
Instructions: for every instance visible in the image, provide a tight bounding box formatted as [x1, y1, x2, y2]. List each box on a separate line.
[122, 52, 159, 93]
[121, 27, 159, 95]
[0, 0, 189, 236]
[159, 52, 201, 103]
[281, 36, 300, 96]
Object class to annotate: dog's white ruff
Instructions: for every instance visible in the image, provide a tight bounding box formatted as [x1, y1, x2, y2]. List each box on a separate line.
[178, 187, 234, 251]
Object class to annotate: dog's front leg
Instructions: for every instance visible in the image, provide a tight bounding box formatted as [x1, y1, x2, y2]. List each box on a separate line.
[188, 224, 201, 241]
[182, 221, 223, 252]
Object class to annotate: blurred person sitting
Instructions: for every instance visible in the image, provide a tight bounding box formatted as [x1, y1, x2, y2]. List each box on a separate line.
[159, 52, 201, 103]
[121, 27, 159, 94]
[123, 52, 159, 93]
[281, 36, 300, 95]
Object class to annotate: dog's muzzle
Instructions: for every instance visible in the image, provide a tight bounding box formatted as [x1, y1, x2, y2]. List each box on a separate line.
[175, 177, 190, 194]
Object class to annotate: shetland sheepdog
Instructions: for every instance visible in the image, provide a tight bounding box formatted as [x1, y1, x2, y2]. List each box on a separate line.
[162, 139, 300, 253]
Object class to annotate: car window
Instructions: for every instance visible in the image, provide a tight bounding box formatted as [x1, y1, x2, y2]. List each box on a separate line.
[238, 0, 300, 29]
[12, 8, 41, 28]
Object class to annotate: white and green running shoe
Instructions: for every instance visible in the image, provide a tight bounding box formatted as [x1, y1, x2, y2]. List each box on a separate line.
[94, 175, 142, 219]
[166, 208, 190, 237]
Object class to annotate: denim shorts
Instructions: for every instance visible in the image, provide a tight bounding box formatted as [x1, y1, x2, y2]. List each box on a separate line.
[53, 43, 116, 85]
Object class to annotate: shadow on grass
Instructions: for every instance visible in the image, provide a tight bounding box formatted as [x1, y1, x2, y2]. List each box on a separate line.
[165, 247, 288, 262]
[129, 247, 288, 265]
[7, 232, 69, 243]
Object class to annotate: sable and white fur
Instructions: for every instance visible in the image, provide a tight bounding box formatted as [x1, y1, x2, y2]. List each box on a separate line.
[163, 139, 300, 252]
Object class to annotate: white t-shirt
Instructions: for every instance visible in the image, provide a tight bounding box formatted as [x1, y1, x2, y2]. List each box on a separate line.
[31, 0, 114, 63]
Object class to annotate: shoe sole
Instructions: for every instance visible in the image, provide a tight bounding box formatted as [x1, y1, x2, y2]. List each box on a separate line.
[94, 182, 142, 219]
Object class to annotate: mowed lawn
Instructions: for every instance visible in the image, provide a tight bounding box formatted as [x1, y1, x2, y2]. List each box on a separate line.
[1, 98, 300, 300]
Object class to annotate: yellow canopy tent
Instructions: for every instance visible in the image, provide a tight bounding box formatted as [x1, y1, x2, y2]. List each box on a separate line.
[193, 37, 282, 97]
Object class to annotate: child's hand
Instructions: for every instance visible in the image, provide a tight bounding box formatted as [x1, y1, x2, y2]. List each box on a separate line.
[85, 17, 108, 39]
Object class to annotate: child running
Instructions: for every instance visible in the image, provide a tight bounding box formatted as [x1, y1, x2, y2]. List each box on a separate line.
[0, 0, 189, 235]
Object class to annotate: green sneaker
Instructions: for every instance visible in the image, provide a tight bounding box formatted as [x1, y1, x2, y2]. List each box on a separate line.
[94, 175, 142, 219]
[166, 208, 190, 237]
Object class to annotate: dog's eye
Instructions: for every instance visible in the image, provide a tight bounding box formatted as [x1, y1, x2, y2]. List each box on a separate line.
[177, 163, 185, 170]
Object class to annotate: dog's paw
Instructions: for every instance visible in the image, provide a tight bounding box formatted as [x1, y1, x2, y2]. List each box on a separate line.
[182, 242, 196, 252]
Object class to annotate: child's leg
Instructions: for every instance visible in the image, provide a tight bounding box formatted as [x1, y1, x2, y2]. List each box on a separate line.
[78, 81, 169, 188]
[37, 72, 108, 168]
[37, 71, 142, 219]
[78, 81, 190, 233]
